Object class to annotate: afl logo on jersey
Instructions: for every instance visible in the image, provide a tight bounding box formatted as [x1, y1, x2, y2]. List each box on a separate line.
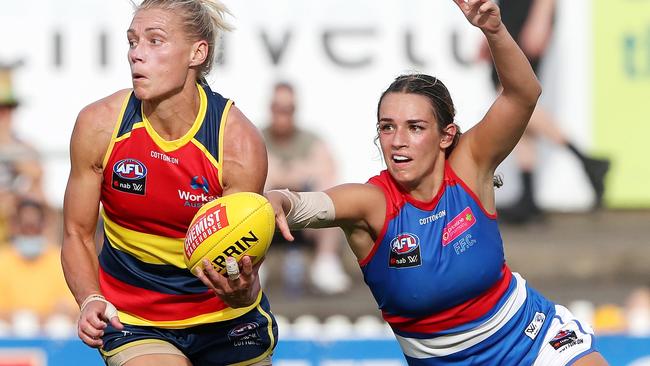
[389, 233, 422, 268]
[390, 233, 419, 254]
[114, 159, 147, 179]
[112, 158, 147, 195]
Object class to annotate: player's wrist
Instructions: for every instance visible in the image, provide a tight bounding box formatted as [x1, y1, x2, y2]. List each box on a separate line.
[79, 293, 105, 311]
[79, 294, 119, 320]
[266, 189, 294, 214]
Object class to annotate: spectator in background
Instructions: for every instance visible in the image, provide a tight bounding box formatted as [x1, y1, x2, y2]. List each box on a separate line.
[263, 82, 350, 295]
[592, 304, 626, 335]
[0, 63, 45, 244]
[480, 0, 610, 224]
[0, 199, 77, 330]
[625, 285, 650, 336]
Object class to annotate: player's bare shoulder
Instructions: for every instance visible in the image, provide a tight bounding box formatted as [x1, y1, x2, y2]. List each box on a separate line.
[71, 89, 132, 170]
[223, 105, 266, 157]
[75, 89, 131, 141]
[221, 105, 268, 193]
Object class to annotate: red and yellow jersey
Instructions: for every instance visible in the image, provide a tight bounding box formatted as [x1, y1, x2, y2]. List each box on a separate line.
[98, 83, 262, 328]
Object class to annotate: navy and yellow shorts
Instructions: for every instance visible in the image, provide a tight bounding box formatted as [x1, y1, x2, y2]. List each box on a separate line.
[100, 295, 278, 366]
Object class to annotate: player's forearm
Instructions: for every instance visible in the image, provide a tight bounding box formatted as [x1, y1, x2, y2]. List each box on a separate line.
[61, 234, 101, 307]
[485, 25, 541, 105]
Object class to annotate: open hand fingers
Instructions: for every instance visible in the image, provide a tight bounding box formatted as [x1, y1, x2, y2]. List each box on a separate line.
[478, 0, 497, 16]
[78, 309, 106, 347]
[453, 0, 491, 13]
[194, 257, 259, 308]
[453, 0, 473, 12]
[196, 259, 229, 296]
[239, 256, 254, 277]
[226, 256, 241, 281]
[79, 330, 104, 348]
[453, 0, 500, 32]
[226, 256, 256, 289]
[276, 212, 294, 242]
[108, 316, 124, 331]
[265, 190, 295, 241]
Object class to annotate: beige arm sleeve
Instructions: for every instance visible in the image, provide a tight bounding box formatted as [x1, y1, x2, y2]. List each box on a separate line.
[271, 189, 335, 229]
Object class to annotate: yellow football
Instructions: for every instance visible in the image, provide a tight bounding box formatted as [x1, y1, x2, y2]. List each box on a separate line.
[184, 192, 275, 275]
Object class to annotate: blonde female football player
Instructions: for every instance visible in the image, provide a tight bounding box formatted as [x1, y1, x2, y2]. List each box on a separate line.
[62, 1, 277, 365]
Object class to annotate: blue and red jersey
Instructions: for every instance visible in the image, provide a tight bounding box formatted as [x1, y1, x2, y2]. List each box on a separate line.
[363, 163, 556, 364]
[99, 83, 262, 328]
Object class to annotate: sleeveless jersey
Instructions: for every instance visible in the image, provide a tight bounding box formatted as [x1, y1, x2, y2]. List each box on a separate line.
[363, 163, 556, 365]
[99, 83, 262, 328]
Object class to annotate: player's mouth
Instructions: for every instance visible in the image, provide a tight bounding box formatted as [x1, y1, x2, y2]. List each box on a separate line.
[392, 154, 413, 165]
[132, 73, 146, 81]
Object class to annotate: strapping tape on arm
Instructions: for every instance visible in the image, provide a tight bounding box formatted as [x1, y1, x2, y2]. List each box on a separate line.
[270, 189, 335, 229]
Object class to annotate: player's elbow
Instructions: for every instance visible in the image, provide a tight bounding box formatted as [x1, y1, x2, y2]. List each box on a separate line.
[512, 80, 542, 111]
[525, 79, 543, 106]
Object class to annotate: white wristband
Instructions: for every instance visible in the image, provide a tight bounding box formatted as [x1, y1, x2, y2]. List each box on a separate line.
[79, 294, 118, 320]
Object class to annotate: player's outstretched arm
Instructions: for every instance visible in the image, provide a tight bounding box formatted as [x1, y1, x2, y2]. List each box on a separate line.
[265, 183, 386, 259]
[453, 0, 541, 171]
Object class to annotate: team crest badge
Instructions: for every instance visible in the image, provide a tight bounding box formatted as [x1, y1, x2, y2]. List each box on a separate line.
[112, 158, 147, 195]
[389, 233, 422, 268]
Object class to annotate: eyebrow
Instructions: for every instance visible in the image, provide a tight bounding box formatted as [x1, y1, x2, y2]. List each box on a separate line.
[127, 27, 167, 34]
[378, 118, 429, 124]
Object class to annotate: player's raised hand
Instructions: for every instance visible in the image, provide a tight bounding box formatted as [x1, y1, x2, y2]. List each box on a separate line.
[453, 0, 502, 34]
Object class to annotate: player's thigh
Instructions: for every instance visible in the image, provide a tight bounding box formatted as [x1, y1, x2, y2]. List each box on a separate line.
[124, 354, 192, 366]
[105, 341, 191, 366]
[572, 352, 609, 366]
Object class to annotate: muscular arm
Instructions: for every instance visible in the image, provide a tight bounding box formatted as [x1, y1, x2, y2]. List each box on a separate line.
[194, 105, 268, 308]
[221, 105, 268, 195]
[62, 91, 127, 347]
[61, 91, 127, 306]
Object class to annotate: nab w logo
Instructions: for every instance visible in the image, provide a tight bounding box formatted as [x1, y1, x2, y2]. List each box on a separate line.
[114, 159, 147, 180]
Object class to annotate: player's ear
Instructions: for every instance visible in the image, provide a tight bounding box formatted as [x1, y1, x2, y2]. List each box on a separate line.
[190, 40, 208, 67]
[440, 123, 457, 149]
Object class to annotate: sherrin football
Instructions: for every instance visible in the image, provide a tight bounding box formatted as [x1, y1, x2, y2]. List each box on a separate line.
[184, 192, 275, 275]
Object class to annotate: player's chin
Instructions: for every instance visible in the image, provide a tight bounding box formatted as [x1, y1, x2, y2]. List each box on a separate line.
[389, 170, 419, 189]
[131, 82, 153, 100]
[388, 165, 411, 180]
[131, 86, 147, 100]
